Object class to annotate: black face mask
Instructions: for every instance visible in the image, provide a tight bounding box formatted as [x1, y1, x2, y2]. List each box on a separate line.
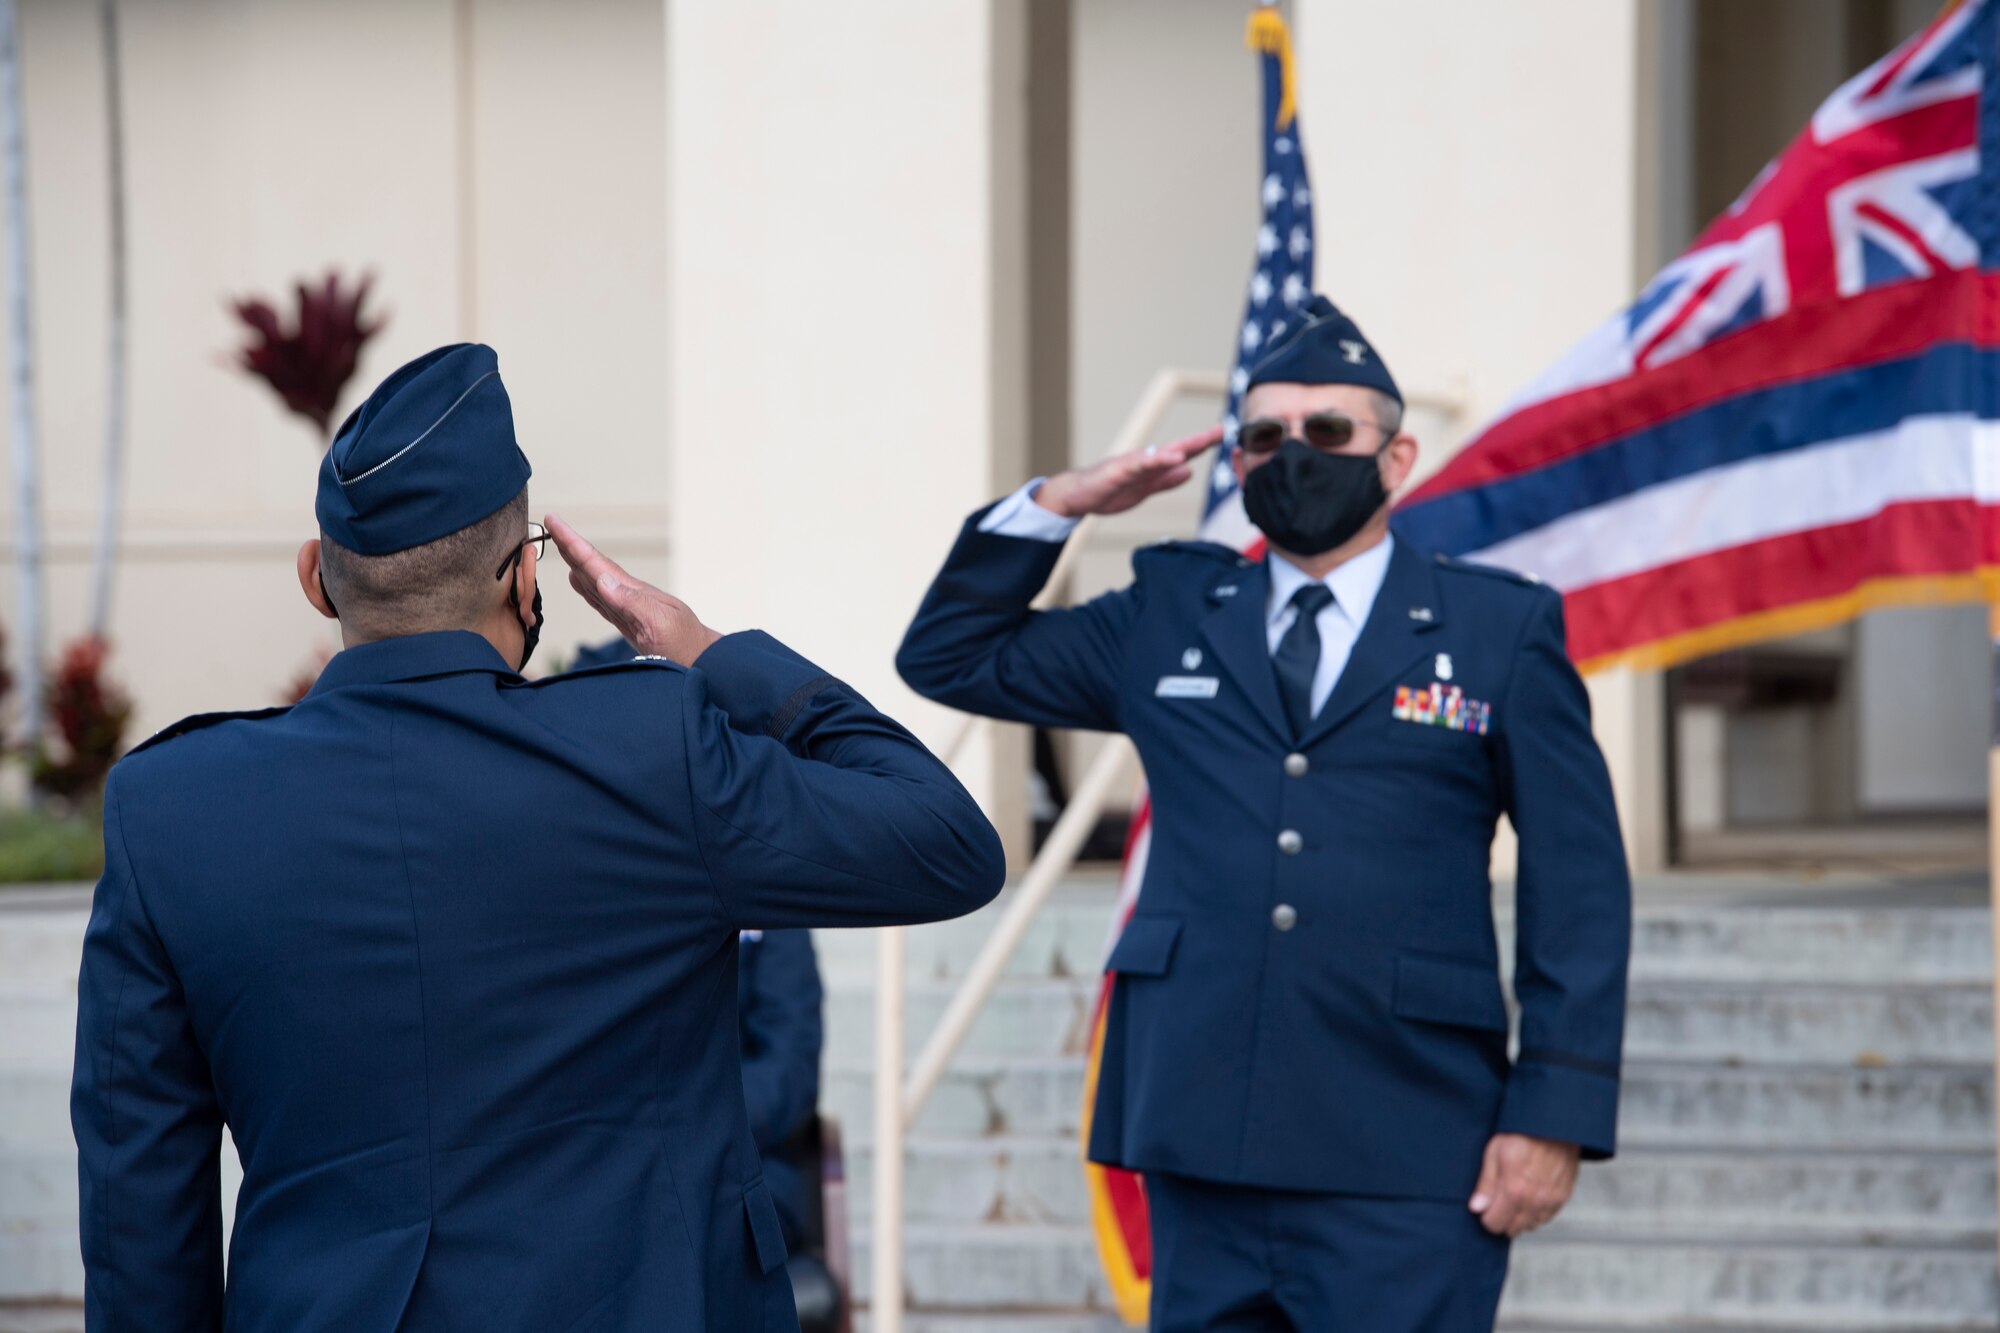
[1242, 437, 1389, 557]
[508, 580, 544, 671]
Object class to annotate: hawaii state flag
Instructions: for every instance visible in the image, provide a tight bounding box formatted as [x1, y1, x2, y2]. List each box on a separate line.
[1395, 0, 2000, 668]
[1080, 5, 1308, 1323]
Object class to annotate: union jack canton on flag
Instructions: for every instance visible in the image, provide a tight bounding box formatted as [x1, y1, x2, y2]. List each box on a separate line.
[1396, 0, 2000, 670]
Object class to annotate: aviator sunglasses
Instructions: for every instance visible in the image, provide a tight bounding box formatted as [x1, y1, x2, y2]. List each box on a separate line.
[1238, 412, 1395, 456]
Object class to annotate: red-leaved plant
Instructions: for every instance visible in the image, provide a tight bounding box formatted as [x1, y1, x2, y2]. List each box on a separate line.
[282, 645, 334, 705]
[0, 619, 14, 751]
[231, 269, 385, 438]
[29, 637, 134, 803]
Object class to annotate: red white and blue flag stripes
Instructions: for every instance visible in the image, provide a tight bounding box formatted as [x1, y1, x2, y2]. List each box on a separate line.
[1395, 0, 2000, 670]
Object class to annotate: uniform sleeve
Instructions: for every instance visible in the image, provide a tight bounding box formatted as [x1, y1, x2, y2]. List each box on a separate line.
[70, 779, 226, 1331]
[739, 932, 825, 1153]
[895, 505, 1139, 732]
[978, 480, 1082, 541]
[1492, 590, 1632, 1160]
[682, 630, 1007, 929]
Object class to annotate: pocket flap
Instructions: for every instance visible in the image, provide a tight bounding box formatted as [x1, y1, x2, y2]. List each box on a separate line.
[1106, 916, 1183, 977]
[1392, 953, 1508, 1033]
[742, 1177, 789, 1275]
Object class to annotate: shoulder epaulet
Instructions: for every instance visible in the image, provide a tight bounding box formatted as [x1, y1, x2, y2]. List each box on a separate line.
[1135, 539, 1254, 568]
[127, 705, 292, 758]
[1433, 553, 1545, 588]
[529, 655, 686, 686]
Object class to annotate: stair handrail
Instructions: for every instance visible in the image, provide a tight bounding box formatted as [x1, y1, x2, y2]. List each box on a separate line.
[869, 366, 1221, 1333]
[869, 370, 1466, 1330]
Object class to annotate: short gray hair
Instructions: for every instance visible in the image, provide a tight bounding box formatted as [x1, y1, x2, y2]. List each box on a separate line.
[1370, 390, 1404, 440]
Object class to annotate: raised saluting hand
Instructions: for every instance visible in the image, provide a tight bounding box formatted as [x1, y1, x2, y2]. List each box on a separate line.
[1029, 425, 1224, 519]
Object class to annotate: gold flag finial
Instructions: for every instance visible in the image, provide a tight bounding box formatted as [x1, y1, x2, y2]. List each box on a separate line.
[1245, 4, 1298, 130]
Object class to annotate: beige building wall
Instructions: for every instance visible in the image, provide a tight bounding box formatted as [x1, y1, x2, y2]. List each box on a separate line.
[0, 0, 670, 752]
[663, 0, 1031, 848]
[1, 0, 1688, 869]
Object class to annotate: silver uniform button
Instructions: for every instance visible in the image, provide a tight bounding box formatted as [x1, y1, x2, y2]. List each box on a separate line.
[1272, 903, 1298, 931]
[1277, 829, 1303, 855]
[1283, 752, 1309, 778]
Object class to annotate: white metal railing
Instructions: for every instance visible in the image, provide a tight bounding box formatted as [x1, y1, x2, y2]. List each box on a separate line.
[867, 370, 1466, 1327]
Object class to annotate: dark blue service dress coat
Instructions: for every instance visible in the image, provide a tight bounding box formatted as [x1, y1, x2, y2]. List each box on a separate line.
[71, 629, 1002, 1332]
[898, 511, 1631, 1200]
[736, 929, 823, 1248]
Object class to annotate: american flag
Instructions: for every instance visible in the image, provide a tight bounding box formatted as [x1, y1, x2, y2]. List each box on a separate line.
[1201, 10, 1316, 551]
[1395, 0, 2000, 671]
[1081, 7, 1310, 1323]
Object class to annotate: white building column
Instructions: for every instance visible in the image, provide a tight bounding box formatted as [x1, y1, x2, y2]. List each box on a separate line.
[664, 1, 1030, 852]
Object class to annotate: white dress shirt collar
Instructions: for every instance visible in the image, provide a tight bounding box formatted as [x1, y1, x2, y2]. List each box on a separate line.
[1266, 534, 1395, 631]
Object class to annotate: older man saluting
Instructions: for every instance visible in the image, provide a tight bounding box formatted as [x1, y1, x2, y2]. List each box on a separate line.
[898, 297, 1631, 1332]
[71, 343, 1005, 1332]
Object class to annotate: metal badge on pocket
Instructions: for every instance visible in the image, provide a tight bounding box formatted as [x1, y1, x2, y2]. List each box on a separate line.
[1155, 675, 1221, 699]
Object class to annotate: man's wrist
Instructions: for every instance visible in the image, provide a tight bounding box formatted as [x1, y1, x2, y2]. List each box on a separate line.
[685, 627, 723, 664]
[1030, 475, 1081, 519]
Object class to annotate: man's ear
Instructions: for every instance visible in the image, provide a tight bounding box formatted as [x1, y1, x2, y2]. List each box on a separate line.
[297, 540, 338, 620]
[513, 541, 539, 625]
[1381, 435, 1421, 494]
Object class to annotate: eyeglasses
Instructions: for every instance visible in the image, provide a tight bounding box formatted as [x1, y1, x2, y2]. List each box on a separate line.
[495, 521, 553, 581]
[1239, 412, 1395, 456]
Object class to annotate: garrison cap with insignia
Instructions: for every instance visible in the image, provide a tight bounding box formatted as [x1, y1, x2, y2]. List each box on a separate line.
[316, 342, 532, 555]
[1245, 294, 1402, 405]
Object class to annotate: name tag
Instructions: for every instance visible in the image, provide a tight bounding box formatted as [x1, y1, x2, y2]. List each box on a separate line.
[1155, 675, 1221, 699]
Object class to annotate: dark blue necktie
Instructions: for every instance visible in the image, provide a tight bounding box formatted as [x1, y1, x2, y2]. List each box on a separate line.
[1274, 582, 1335, 737]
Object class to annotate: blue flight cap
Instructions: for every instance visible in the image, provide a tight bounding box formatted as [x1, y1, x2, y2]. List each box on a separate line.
[315, 343, 532, 555]
[1245, 295, 1402, 405]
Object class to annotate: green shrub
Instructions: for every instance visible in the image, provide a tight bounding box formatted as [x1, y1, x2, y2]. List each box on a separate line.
[0, 807, 105, 884]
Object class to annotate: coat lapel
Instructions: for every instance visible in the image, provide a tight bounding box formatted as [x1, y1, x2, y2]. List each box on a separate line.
[1195, 561, 1292, 747]
[1299, 541, 1445, 746]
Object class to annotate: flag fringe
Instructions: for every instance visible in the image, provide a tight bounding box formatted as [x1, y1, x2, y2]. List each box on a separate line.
[1577, 569, 2000, 675]
[1080, 1002, 1152, 1326]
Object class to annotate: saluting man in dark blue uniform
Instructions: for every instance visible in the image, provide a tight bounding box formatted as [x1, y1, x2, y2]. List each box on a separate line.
[70, 343, 1005, 1332]
[899, 298, 1631, 1332]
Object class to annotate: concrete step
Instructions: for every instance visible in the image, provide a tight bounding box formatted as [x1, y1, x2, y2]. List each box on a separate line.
[1620, 983, 1992, 1068]
[843, 1138, 1998, 1243]
[0, 1226, 82, 1309]
[848, 1304, 1984, 1328]
[0, 990, 75, 1070]
[0, 1308, 83, 1333]
[824, 981, 1097, 1063]
[0, 1070, 75, 1151]
[814, 886, 1996, 988]
[9, 886, 2000, 990]
[814, 883, 1126, 989]
[852, 1318, 1123, 1333]
[1500, 1239, 2000, 1330]
[0, 1149, 75, 1228]
[1627, 906, 1992, 987]
[849, 1228, 2000, 1326]
[824, 978, 1996, 1067]
[0, 909, 85, 989]
[827, 1060, 1996, 1151]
